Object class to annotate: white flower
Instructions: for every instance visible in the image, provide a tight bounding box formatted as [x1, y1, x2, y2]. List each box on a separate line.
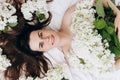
[0, 21, 6, 30]
[7, 16, 17, 23]
[23, 11, 33, 20]
[0, 2, 17, 31]
[41, 63, 69, 80]
[0, 2, 16, 18]
[70, 0, 115, 77]
[21, 0, 48, 21]
[0, 48, 11, 71]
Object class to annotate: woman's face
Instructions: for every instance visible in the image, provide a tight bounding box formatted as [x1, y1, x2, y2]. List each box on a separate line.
[29, 28, 60, 52]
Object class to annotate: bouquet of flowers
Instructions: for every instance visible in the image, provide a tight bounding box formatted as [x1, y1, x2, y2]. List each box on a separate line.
[70, 0, 115, 77]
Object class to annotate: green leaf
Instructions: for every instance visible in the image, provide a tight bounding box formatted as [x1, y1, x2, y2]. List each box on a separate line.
[3, 26, 8, 33]
[108, 22, 114, 27]
[105, 26, 114, 35]
[39, 14, 46, 20]
[110, 46, 120, 58]
[35, 12, 46, 21]
[101, 30, 111, 41]
[94, 0, 105, 18]
[113, 32, 120, 48]
[117, 6, 120, 10]
[94, 18, 106, 29]
[78, 58, 85, 64]
[111, 0, 115, 4]
[9, 22, 18, 27]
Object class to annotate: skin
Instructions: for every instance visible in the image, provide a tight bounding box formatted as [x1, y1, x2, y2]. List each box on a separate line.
[29, 0, 120, 68]
[29, 28, 60, 52]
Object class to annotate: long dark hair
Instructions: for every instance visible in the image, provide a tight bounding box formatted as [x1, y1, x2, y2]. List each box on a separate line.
[0, 0, 52, 80]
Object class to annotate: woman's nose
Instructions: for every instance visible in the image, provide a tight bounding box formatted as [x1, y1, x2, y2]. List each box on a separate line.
[41, 36, 50, 43]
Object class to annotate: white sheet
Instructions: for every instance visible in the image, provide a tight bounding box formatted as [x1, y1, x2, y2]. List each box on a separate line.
[47, 0, 78, 31]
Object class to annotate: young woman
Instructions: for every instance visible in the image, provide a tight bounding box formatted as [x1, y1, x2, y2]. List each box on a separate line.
[16, 0, 120, 79]
[1, 0, 120, 80]
[21, 0, 120, 64]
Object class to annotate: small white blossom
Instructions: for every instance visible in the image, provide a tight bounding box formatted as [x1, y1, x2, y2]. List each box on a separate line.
[0, 21, 6, 30]
[42, 64, 66, 80]
[70, 0, 115, 78]
[0, 48, 11, 71]
[21, 0, 48, 21]
[7, 16, 17, 23]
[0, 2, 17, 31]
[0, 2, 16, 18]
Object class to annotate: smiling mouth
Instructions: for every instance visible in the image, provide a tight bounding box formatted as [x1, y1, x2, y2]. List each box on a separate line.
[51, 35, 54, 45]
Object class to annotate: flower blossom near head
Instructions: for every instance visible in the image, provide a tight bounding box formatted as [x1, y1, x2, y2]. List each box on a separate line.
[0, 48, 11, 71]
[21, 0, 48, 22]
[0, 2, 17, 32]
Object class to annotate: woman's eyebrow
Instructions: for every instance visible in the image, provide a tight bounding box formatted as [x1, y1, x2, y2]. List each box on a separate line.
[39, 42, 41, 48]
[38, 32, 41, 48]
[38, 31, 41, 38]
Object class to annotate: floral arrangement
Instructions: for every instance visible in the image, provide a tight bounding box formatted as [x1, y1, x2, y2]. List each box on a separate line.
[0, 2, 17, 32]
[70, 0, 115, 77]
[21, 0, 48, 21]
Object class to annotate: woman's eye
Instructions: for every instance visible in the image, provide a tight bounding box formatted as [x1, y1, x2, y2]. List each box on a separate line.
[38, 32, 43, 38]
[40, 32, 43, 38]
[40, 43, 43, 48]
[39, 42, 43, 48]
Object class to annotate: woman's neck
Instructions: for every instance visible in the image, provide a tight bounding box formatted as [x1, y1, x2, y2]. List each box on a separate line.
[58, 32, 70, 45]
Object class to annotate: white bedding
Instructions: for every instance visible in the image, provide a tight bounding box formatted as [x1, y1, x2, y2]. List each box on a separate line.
[47, 0, 78, 31]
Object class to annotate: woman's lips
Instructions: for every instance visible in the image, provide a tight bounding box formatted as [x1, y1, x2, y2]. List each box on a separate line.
[51, 34, 54, 45]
